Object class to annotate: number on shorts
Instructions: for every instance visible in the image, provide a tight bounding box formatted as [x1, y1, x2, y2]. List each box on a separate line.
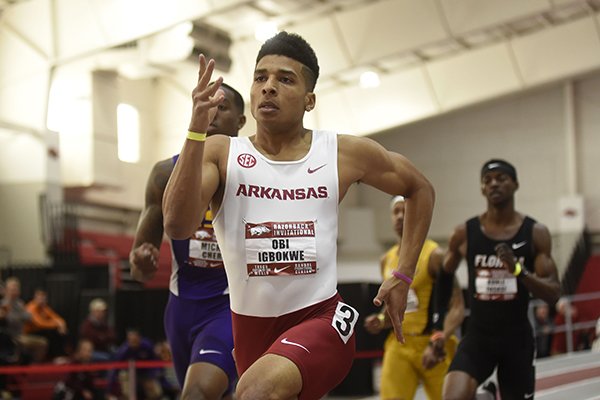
[332, 302, 359, 344]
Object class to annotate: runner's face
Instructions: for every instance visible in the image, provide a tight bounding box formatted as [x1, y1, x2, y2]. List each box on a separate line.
[208, 87, 243, 137]
[481, 170, 517, 204]
[251, 55, 311, 128]
[391, 201, 405, 237]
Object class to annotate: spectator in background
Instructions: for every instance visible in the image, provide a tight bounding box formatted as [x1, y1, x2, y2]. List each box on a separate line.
[0, 278, 19, 397]
[0, 279, 12, 352]
[108, 328, 176, 400]
[25, 288, 68, 360]
[533, 303, 554, 358]
[154, 340, 179, 394]
[1, 277, 48, 363]
[53, 339, 105, 400]
[79, 298, 116, 361]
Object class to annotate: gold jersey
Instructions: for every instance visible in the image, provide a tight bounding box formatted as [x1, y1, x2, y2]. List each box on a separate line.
[382, 239, 438, 335]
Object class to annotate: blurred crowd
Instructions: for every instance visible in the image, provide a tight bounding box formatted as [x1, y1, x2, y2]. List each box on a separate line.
[0, 276, 179, 400]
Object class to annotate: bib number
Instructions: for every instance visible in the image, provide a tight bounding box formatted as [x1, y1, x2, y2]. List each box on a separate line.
[332, 302, 359, 344]
[475, 268, 517, 301]
[245, 221, 318, 276]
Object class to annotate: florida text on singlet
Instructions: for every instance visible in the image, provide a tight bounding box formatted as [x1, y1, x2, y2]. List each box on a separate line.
[466, 216, 536, 332]
[212, 131, 339, 317]
[169, 155, 229, 300]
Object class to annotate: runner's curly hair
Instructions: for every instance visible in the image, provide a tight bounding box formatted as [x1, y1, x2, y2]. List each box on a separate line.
[256, 31, 320, 91]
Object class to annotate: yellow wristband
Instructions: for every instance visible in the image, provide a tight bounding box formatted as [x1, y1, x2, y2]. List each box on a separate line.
[377, 313, 386, 324]
[513, 262, 522, 276]
[187, 131, 207, 142]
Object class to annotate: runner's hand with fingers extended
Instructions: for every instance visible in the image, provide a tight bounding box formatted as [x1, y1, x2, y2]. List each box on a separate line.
[189, 54, 225, 134]
[373, 276, 410, 343]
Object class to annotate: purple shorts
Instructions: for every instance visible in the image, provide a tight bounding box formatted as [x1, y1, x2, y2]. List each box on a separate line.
[163, 292, 236, 393]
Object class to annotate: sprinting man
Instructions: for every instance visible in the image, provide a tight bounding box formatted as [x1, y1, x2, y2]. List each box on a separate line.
[130, 82, 246, 399]
[364, 196, 464, 400]
[433, 159, 561, 400]
[163, 31, 435, 400]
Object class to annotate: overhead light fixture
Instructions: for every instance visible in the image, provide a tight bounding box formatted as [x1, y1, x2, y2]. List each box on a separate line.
[360, 71, 380, 89]
[255, 21, 278, 42]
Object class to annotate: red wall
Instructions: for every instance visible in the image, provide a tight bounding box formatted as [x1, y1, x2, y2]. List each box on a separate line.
[574, 255, 600, 328]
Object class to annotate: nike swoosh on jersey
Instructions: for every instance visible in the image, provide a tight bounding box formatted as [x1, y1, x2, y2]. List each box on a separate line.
[512, 241, 527, 250]
[280, 338, 310, 353]
[207, 262, 224, 267]
[307, 164, 327, 174]
[199, 349, 222, 355]
[273, 265, 292, 274]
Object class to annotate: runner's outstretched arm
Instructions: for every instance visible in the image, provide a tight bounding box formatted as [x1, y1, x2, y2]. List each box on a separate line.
[339, 135, 435, 343]
[163, 55, 224, 240]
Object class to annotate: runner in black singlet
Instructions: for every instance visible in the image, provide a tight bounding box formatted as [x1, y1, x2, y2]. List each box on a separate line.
[432, 159, 560, 400]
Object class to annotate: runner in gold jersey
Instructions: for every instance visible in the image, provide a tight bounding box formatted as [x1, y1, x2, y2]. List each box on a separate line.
[365, 196, 464, 400]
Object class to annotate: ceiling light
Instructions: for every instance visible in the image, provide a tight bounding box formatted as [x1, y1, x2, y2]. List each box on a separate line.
[255, 21, 278, 42]
[360, 71, 380, 89]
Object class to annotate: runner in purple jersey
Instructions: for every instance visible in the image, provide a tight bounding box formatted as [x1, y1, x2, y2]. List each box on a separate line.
[130, 82, 246, 400]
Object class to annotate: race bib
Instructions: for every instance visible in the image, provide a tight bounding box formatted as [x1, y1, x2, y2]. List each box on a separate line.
[475, 268, 517, 301]
[332, 301, 359, 344]
[188, 227, 224, 268]
[405, 288, 419, 313]
[245, 221, 317, 277]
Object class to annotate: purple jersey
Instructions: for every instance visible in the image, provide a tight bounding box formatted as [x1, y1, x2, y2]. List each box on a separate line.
[169, 155, 229, 300]
[164, 156, 236, 391]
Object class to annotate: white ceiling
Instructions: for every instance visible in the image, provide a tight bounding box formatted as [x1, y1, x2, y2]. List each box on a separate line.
[2, 0, 600, 136]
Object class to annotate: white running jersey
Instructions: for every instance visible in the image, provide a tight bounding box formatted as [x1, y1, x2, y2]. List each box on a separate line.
[213, 130, 339, 317]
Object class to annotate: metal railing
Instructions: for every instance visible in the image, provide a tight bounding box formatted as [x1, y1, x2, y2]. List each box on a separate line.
[529, 291, 600, 354]
[0, 359, 174, 400]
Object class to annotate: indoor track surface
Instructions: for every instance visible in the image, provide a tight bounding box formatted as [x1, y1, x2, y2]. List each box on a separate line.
[325, 350, 600, 400]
